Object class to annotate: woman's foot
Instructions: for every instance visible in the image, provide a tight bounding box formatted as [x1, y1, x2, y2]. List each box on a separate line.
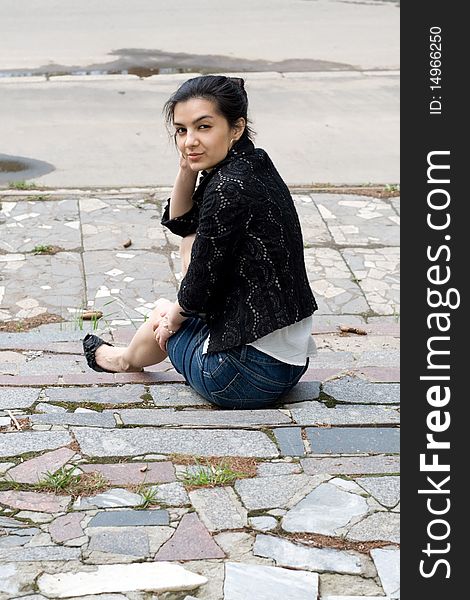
[93, 344, 143, 373]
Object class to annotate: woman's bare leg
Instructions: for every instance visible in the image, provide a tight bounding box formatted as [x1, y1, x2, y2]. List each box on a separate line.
[93, 298, 172, 372]
[93, 235, 196, 372]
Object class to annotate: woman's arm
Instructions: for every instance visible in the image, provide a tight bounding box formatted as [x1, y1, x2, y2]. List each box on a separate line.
[169, 155, 199, 220]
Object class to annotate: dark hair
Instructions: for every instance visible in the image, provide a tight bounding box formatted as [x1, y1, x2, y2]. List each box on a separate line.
[163, 75, 256, 143]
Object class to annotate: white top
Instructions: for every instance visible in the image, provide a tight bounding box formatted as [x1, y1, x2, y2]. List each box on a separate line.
[202, 315, 317, 366]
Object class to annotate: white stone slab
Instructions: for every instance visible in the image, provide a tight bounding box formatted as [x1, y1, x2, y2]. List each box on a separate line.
[282, 482, 368, 535]
[37, 563, 207, 597]
[224, 562, 318, 600]
[254, 534, 364, 574]
[371, 547, 400, 598]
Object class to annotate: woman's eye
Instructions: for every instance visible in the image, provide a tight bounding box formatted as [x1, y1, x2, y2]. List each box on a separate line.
[175, 128, 186, 135]
[199, 124, 210, 129]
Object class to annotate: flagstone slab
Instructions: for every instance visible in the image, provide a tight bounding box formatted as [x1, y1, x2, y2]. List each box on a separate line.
[281, 482, 368, 535]
[235, 474, 329, 511]
[154, 512, 225, 560]
[149, 482, 190, 506]
[73, 488, 143, 510]
[257, 461, 302, 477]
[355, 476, 400, 508]
[80, 461, 176, 484]
[88, 509, 169, 528]
[0, 546, 81, 562]
[224, 562, 319, 600]
[87, 527, 150, 558]
[146, 383, 208, 406]
[301, 455, 400, 475]
[72, 427, 278, 458]
[31, 412, 116, 427]
[0, 431, 72, 458]
[112, 408, 291, 427]
[250, 516, 278, 532]
[0, 199, 80, 253]
[83, 250, 175, 319]
[371, 547, 400, 598]
[5, 447, 76, 483]
[189, 486, 248, 532]
[273, 427, 305, 456]
[1, 253, 84, 320]
[306, 427, 400, 454]
[0, 490, 71, 512]
[291, 403, 399, 426]
[278, 381, 321, 404]
[44, 385, 146, 405]
[0, 387, 40, 409]
[37, 562, 207, 597]
[346, 512, 400, 544]
[253, 534, 364, 574]
[49, 513, 85, 543]
[323, 378, 400, 404]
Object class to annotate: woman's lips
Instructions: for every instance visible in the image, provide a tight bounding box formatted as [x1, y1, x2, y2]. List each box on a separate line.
[188, 154, 203, 161]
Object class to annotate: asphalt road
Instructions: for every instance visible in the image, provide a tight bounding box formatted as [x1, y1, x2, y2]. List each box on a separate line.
[0, 0, 399, 186]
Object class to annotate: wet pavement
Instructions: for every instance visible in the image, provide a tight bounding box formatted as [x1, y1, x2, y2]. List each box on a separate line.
[0, 187, 400, 599]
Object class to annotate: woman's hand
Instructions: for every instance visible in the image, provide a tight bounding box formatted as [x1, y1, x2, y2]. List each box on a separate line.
[153, 313, 179, 352]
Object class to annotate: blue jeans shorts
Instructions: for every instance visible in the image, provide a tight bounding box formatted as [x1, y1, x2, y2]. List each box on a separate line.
[166, 317, 309, 409]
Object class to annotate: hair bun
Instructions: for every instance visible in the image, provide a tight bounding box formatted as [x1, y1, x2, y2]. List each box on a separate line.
[229, 77, 245, 90]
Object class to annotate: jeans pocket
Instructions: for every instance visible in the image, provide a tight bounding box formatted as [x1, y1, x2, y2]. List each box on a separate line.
[211, 371, 284, 405]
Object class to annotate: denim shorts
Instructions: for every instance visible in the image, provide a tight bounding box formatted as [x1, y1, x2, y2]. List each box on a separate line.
[166, 317, 309, 409]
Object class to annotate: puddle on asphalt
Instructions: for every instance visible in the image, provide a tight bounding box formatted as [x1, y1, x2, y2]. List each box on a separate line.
[0, 49, 356, 79]
[0, 154, 55, 184]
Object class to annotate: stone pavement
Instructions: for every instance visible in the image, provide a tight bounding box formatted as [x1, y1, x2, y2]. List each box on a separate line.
[0, 188, 400, 599]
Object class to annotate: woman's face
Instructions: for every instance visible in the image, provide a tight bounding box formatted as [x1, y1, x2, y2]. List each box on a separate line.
[173, 98, 244, 172]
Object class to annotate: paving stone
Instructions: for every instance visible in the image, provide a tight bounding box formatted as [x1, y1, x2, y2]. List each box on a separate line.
[0, 534, 32, 547]
[342, 247, 399, 315]
[146, 383, 207, 406]
[35, 402, 67, 413]
[72, 427, 278, 458]
[80, 461, 176, 485]
[0, 461, 16, 474]
[322, 597, 391, 600]
[306, 427, 400, 454]
[257, 462, 302, 477]
[224, 562, 319, 600]
[0, 387, 40, 409]
[281, 482, 368, 535]
[31, 412, 116, 427]
[346, 512, 400, 543]
[249, 516, 278, 532]
[371, 547, 400, 598]
[37, 563, 207, 597]
[356, 367, 400, 382]
[73, 488, 143, 510]
[304, 248, 370, 315]
[0, 430, 72, 458]
[0, 490, 71, 512]
[0, 546, 81, 562]
[279, 381, 321, 404]
[44, 385, 146, 405]
[13, 511, 54, 523]
[113, 407, 291, 426]
[273, 427, 305, 456]
[301, 455, 400, 475]
[88, 509, 169, 528]
[323, 377, 400, 404]
[87, 528, 150, 558]
[319, 572, 387, 597]
[355, 476, 400, 508]
[5, 447, 76, 483]
[189, 487, 248, 532]
[0, 515, 28, 528]
[357, 350, 400, 369]
[84, 250, 175, 319]
[150, 482, 190, 507]
[49, 513, 85, 543]
[154, 512, 225, 560]
[15, 354, 87, 377]
[291, 403, 399, 426]
[253, 533, 364, 574]
[235, 474, 329, 511]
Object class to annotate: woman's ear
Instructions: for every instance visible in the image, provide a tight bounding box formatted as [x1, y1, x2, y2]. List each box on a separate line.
[233, 117, 246, 140]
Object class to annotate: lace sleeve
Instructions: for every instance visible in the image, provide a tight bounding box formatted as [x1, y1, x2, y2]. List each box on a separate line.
[161, 197, 199, 237]
[177, 180, 248, 318]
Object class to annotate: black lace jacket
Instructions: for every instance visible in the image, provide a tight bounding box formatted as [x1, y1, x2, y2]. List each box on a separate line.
[161, 136, 318, 353]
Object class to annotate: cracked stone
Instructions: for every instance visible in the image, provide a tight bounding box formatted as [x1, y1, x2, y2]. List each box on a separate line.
[346, 512, 400, 543]
[189, 486, 247, 532]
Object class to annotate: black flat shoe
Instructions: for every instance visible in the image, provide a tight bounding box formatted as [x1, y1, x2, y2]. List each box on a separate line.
[82, 333, 115, 373]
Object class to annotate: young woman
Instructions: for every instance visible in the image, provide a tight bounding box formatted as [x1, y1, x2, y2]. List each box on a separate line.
[83, 75, 318, 409]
